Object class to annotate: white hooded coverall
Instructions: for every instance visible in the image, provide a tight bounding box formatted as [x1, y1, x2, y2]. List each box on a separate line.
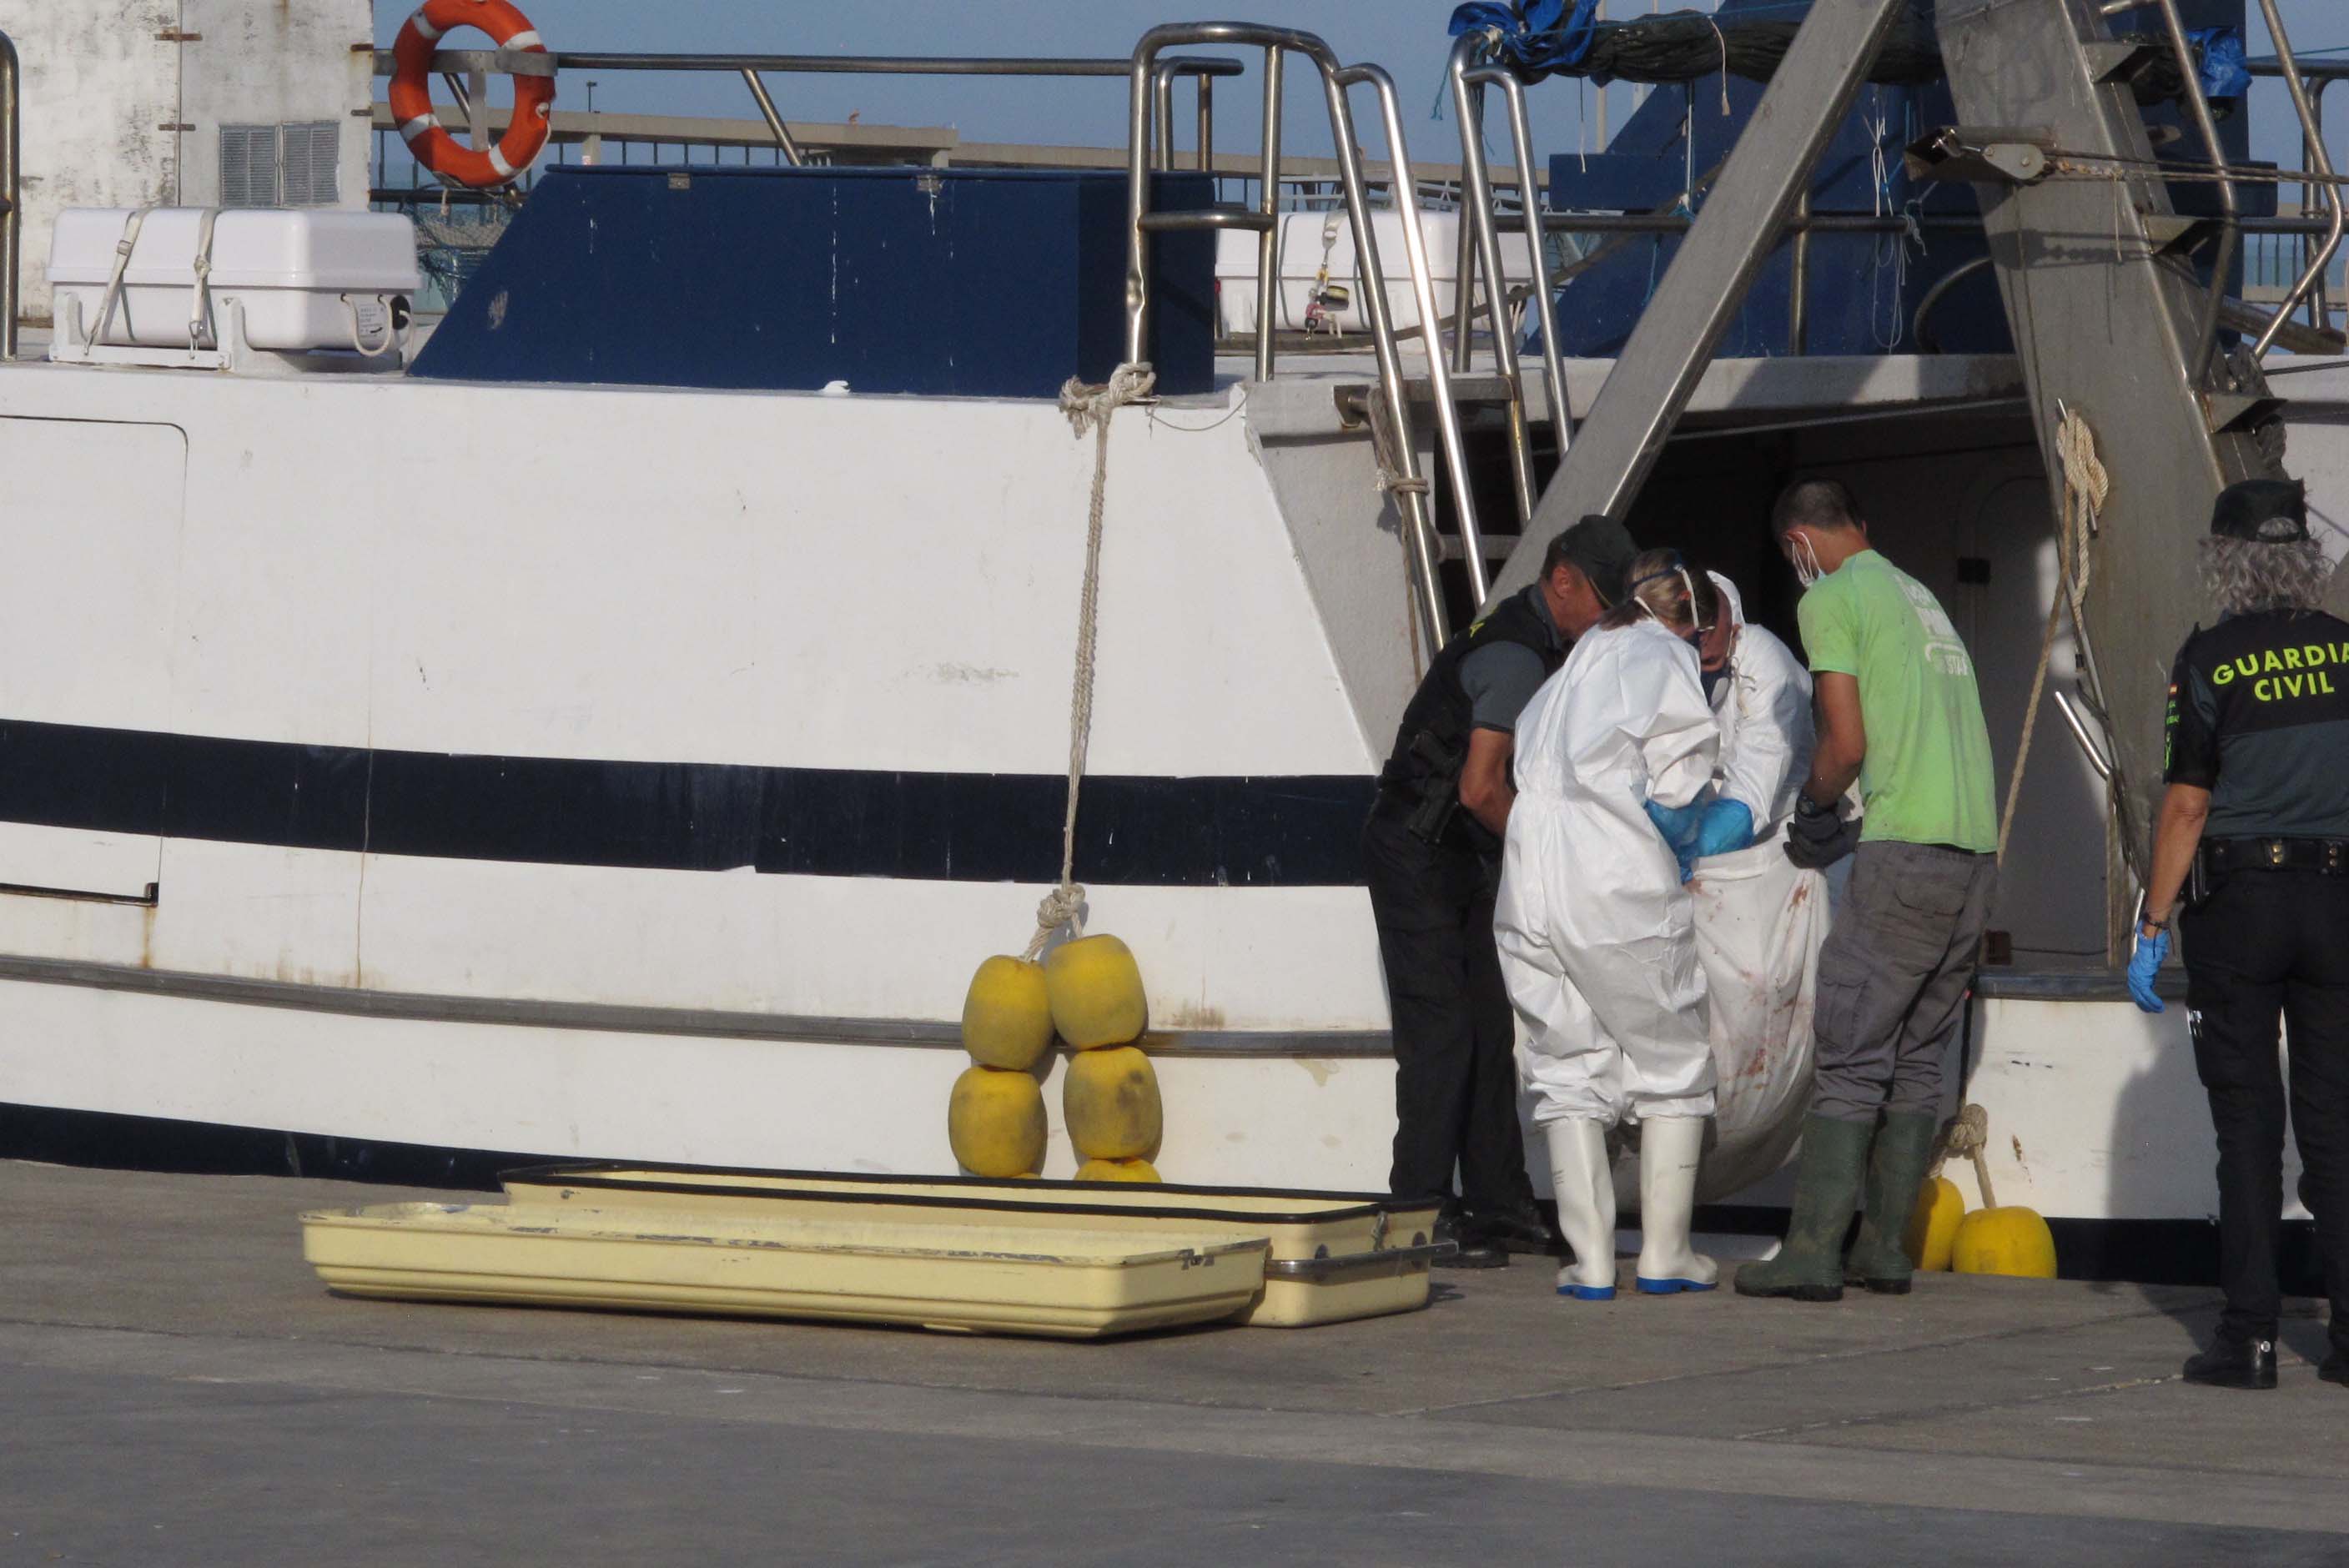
[1705, 571, 1814, 839]
[1496, 618, 1720, 1126]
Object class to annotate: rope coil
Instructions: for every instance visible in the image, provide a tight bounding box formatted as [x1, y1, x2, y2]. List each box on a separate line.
[1025, 363, 1156, 960]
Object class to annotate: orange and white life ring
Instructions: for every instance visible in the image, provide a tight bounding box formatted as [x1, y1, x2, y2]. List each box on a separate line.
[388, 0, 556, 189]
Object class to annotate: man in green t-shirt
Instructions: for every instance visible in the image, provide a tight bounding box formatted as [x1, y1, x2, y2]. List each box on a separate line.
[1738, 478, 2000, 1304]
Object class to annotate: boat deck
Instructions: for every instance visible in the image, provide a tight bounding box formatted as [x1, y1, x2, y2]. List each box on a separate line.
[4, 1159, 2342, 1563]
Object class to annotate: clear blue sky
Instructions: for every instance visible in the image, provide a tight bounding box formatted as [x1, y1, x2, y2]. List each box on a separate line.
[371, 1, 2343, 167]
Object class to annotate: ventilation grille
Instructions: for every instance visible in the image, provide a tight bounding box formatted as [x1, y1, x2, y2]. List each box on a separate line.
[219, 122, 341, 208]
[280, 122, 341, 207]
[219, 124, 279, 209]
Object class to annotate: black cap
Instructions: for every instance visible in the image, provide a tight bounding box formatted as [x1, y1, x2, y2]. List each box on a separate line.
[2210, 478, 2309, 544]
[1552, 514, 1638, 606]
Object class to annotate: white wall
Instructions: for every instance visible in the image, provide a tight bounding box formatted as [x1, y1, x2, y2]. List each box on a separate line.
[174, 0, 374, 212]
[0, 0, 371, 324]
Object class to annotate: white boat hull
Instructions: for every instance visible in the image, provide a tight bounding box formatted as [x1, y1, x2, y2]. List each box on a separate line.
[1, 351, 2341, 1252]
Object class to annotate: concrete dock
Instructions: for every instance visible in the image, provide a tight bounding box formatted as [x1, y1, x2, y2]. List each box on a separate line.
[3, 1160, 2344, 1565]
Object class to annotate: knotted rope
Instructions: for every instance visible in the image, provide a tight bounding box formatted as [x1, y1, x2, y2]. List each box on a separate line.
[1930, 1103, 1998, 1209]
[1024, 363, 1156, 960]
[1997, 405, 2109, 866]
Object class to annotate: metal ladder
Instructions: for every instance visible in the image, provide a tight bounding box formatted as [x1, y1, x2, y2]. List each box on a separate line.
[1442, 27, 1574, 555]
[1122, 23, 1501, 652]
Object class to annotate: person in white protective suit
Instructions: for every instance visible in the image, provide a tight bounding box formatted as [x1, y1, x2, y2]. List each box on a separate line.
[1495, 550, 1723, 1300]
[1697, 570, 1815, 851]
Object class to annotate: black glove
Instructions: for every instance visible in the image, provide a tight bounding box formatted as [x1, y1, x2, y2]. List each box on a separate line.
[1784, 795, 1859, 871]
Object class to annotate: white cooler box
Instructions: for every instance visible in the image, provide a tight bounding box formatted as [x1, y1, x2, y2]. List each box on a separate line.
[48, 208, 420, 352]
[1214, 209, 1538, 338]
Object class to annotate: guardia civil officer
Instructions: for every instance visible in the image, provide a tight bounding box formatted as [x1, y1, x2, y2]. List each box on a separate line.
[1366, 515, 1636, 1267]
[2129, 478, 2349, 1391]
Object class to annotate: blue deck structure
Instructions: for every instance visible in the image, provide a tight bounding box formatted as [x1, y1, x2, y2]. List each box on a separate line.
[1540, 0, 2263, 360]
[412, 166, 1218, 398]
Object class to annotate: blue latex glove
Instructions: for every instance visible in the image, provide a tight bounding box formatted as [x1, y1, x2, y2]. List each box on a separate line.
[1643, 798, 1703, 884]
[1692, 798, 1755, 861]
[2126, 927, 2169, 1013]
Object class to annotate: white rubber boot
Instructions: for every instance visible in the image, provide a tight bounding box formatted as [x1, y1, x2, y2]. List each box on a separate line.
[1633, 1116, 1718, 1294]
[1546, 1118, 1617, 1301]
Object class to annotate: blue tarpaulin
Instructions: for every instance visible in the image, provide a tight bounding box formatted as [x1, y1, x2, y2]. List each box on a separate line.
[1447, 0, 1603, 83]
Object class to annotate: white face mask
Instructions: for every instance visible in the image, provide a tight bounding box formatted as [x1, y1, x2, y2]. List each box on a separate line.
[1789, 532, 1825, 590]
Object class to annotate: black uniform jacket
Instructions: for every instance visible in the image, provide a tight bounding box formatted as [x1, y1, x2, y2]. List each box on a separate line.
[2165, 608, 2349, 839]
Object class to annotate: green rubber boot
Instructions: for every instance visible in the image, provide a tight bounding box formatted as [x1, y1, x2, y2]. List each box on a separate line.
[1734, 1115, 1874, 1303]
[1842, 1112, 1940, 1294]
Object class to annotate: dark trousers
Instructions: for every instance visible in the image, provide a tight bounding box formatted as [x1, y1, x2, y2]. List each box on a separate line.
[2180, 867, 2349, 1351]
[1809, 842, 1999, 1123]
[1362, 806, 1531, 1212]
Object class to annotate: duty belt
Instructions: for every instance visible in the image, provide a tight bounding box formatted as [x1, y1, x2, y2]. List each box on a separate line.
[2199, 836, 2349, 876]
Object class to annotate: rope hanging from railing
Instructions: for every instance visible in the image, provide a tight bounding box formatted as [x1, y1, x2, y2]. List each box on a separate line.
[1996, 405, 2108, 867]
[1024, 362, 1157, 961]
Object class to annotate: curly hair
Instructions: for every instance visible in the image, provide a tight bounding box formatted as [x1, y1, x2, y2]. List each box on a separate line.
[1599, 549, 1719, 633]
[2199, 535, 2336, 617]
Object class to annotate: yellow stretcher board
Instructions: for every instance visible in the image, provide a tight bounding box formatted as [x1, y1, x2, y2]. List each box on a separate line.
[495, 1164, 1446, 1329]
[301, 1201, 1270, 1339]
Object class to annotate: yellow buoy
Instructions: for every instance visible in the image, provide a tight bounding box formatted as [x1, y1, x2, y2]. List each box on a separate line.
[1951, 1206, 2058, 1279]
[1075, 1157, 1162, 1184]
[948, 1064, 1048, 1179]
[1063, 1044, 1163, 1161]
[1044, 933, 1147, 1050]
[1904, 1174, 1964, 1272]
[960, 955, 1054, 1071]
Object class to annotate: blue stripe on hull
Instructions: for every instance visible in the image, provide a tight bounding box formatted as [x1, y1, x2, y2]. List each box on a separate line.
[0, 717, 1377, 887]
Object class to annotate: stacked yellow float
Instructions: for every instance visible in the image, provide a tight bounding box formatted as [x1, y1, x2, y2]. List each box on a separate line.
[1903, 1105, 2056, 1279]
[950, 956, 1053, 1178]
[953, 934, 1164, 1182]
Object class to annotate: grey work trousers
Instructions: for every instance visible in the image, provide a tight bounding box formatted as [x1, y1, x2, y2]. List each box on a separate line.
[1810, 840, 1999, 1124]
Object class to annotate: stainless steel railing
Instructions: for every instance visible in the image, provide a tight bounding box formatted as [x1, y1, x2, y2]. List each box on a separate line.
[2133, 0, 2239, 387]
[1446, 30, 1571, 532]
[373, 49, 1244, 170]
[1123, 23, 1488, 649]
[2245, 2, 2342, 357]
[2247, 54, 2346, 334]
[1, 28, 18, 362]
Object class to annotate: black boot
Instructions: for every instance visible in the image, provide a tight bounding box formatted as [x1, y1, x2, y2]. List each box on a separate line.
[1432, 1209, 1507, 1269]
[2181, 1334, 2277, 1390]
[1734, 1116, 1873, 1303]
[2320, 1349, 2347, 1388]
[1459, 1201, 1556, 1255]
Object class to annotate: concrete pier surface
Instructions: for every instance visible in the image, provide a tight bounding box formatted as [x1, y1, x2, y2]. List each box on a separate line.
[3, 1160, 2344, 1565]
